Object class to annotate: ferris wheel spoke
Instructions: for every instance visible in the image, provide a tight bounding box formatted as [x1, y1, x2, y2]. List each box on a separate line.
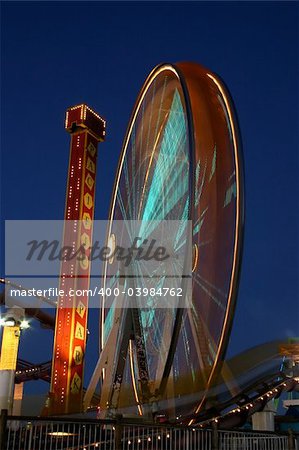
[196, 159, 207, 207]
[141, 91, 188, 221]
[188, 306, 218, 365]
[123, 155, 134, 220]
[151, 76, 168, 150]
[141, 164, 188, 223]
[193, 206, 208, 230]
[193, 272, 226, 311]
[131, 125, 137, 219]
[196, 273, 227, 299]
[145, 79, 156, 156]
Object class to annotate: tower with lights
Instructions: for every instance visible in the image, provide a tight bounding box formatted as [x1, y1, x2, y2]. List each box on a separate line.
[49, 104, 105, 414]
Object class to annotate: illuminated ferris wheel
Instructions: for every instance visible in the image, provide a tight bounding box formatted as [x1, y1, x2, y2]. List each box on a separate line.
[87, 62, 243, 422]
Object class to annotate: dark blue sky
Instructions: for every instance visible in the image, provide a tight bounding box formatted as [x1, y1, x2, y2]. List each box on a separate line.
[1, 1, 298, 397]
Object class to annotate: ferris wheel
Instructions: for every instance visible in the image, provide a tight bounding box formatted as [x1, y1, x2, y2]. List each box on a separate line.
[85, 62, 243, 422]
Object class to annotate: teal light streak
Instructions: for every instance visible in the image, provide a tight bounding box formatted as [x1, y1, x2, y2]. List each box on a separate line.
[139, 89, 189, 238]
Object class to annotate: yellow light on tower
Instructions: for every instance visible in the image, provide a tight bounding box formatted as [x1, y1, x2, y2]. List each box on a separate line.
[0, 308, 29, 413]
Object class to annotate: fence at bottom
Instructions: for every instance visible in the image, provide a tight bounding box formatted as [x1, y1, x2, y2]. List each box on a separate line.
[0, 415, 296, 450]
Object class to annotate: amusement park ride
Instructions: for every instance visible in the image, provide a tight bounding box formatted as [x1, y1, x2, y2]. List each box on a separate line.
[49, 104, 105, 415]
[1, 62, 298, 429]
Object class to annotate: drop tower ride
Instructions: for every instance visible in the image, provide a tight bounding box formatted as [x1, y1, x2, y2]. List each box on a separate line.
[49, 104, 105, 414]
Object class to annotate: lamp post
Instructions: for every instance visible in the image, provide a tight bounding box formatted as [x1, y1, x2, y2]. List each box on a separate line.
[0, 307, 29, 414]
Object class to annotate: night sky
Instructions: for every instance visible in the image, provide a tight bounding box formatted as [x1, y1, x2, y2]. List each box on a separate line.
[1, 1, 298, 404]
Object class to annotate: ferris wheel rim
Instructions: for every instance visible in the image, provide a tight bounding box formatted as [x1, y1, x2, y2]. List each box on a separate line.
[100, 62, 244, 421]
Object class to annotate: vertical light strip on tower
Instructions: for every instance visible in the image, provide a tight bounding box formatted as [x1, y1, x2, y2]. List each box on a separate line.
[49, 104, 105, 414]
[0, 326, 20, 413]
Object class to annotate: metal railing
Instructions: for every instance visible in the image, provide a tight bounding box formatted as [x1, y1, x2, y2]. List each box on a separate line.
[0, 415, 296, 450]
[121, 424, 212, 450]
[218, 430, 290, 450]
